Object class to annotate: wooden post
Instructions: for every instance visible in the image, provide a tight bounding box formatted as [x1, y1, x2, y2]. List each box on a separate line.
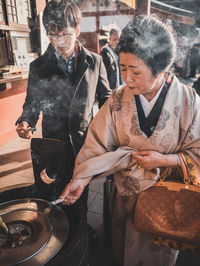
[136, 0, 150, 15]
[96, 0, 100, 54]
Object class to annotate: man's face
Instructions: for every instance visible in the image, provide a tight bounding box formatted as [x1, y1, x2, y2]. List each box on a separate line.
[109, 33, 120, 49]
[48, 25, 80, 57]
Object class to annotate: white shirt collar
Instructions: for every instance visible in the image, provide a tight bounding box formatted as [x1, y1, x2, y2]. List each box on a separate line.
[55, 49, 76, 63]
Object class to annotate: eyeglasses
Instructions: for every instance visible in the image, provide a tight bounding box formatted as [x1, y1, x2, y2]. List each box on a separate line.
[48, 31, 75, 40]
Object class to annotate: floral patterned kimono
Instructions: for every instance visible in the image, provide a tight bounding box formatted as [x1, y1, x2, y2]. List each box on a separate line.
[72, 75, 200, 266]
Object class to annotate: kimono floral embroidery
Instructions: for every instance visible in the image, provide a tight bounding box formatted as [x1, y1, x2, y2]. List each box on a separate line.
[124, 135, 130, 146]
[174, 105, 181, 117]
[112, 90, 124, 111]
[184, 94, 194, 110]
[188, 119, 197, 141]
[155, 109, 170, 131]
[122, 102, 132, 126]
[179, 128, 187, 144]
[149, 131, 159, 146]
[160, 109, 170, 121]
[122, 175, 141, 196]
[122, 102, 131, 114]
[130, 114, 142, 136]
[159, 133, 175, 149]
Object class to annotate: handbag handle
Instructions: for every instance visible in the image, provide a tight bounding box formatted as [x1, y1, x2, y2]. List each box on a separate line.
[160, 153, 190, 184]
[156, 153, 198, 191]
[177, 153, 190, 184]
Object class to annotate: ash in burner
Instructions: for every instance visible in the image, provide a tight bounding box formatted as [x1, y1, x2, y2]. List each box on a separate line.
[0, 221, 32, 249]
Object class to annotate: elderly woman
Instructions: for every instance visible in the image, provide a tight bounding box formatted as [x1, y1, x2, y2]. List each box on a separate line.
[60, 15, 200, 266]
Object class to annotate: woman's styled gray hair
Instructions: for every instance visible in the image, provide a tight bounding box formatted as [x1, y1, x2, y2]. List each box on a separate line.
[117, 15, 176, 76]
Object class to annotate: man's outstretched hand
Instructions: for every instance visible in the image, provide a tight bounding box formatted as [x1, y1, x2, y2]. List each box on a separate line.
[16, 121, 32, 139]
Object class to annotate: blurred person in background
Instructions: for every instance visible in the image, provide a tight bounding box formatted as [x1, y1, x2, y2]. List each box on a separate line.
[189, 42, 200, 80]
[192, 75, 200, 95]
[101, 28, 124, 90]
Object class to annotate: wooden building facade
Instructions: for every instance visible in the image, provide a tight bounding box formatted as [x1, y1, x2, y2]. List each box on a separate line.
[0, 0, 47, 145]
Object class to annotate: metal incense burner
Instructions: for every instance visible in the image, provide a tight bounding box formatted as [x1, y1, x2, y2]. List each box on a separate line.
[0, 138, 88, 266]
[0, 198, 69, 266]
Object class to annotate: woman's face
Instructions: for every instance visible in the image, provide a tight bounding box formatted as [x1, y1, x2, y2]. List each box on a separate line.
[119, 52, 162, 101]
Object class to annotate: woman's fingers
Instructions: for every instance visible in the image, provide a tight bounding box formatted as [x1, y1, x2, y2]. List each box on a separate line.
[132, 152, 143, 162]
[60, 183, 71, 198]
[132, 151, 156, 170]
[63, 196, 77, 205]
[60, 180, 85, 205]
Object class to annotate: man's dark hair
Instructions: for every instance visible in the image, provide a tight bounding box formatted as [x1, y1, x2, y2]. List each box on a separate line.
[116, 15, 176, 76]
[43, 0, 81, 32]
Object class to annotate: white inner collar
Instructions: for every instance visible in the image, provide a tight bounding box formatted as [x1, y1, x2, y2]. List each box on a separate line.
[139, 82, 165, 118]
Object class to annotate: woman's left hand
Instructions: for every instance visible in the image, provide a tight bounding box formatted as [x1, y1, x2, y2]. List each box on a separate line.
[60, 177, 91, 205]
[132, 150, 166, 171]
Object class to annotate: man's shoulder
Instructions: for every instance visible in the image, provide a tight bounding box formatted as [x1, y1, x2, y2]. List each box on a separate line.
[100, 46, 110, 55]
[100, 47, 114, 64]
[30, 53, 47, 69]
[30, 44, 54, 69]
[81, 45, 102, 61]
[79, 44, 101, 63]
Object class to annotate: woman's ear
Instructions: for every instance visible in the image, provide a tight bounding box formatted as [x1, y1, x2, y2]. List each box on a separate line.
[155, 72, 165, 87]
[158, 72, 164, 78]
[76, 24, 80, 38]
[157, 72, 165, 82]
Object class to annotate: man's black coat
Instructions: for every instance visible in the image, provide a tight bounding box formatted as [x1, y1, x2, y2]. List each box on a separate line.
[100, 46, 122, 91]
[16, 42, 111, 156]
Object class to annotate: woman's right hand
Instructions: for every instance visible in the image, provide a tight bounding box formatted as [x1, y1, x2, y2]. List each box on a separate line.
[60, 177, 92, 205]
[16, 121, 32, 139]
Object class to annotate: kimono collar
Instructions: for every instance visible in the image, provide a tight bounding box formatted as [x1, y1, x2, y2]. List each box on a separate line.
[139, 82, 164, 118]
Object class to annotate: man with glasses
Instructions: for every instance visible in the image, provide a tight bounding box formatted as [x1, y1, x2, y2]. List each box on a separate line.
[16, 0, 111, 246]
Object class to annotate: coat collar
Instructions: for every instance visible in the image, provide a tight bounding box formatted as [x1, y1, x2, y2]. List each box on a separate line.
[45, 41, 94, 66]
[76, 41, 94, 66]
[44, 42, 94, 87]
